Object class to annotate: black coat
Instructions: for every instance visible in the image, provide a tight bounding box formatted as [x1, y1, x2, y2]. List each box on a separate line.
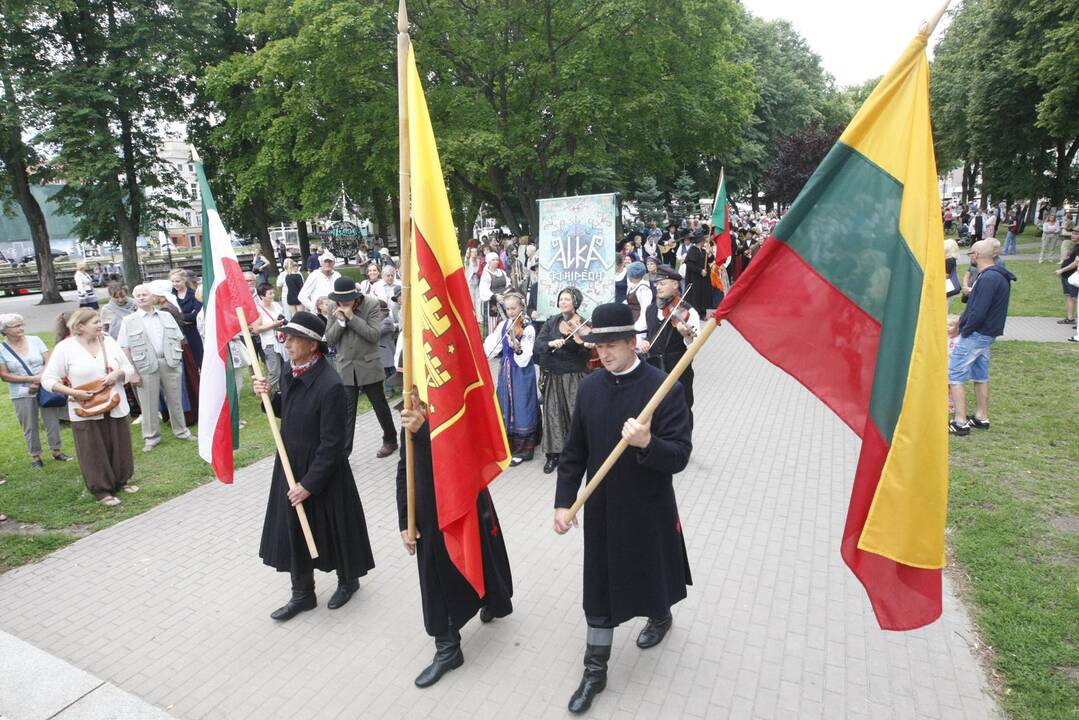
[396, 424, 513, 636]
[555, 361, 692, 625]
[683, 245, 711, 314]
[259, 357, 376, 578]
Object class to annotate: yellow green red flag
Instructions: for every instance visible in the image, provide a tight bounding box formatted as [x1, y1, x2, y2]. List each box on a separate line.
[715, 31, 948, 629]
[405, 45, 511, 597]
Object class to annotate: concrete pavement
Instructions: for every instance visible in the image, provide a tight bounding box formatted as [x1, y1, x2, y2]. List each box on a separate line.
[0, 324, 1001, 719]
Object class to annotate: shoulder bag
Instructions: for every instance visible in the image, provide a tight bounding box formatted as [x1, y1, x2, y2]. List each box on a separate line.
[2, 341, 67, 408]
[72, 343, 121, 418]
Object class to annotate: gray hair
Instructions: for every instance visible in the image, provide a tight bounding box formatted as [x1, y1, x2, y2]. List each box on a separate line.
[0, 313, 25, 335]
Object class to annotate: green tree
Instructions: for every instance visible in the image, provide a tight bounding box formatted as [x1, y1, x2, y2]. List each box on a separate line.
[408, 0, 754, 234]
[29, 0, 217, 289]
[633, 176, 666, 225]
[0, 1, 62, 302]
[932, 0, 1079, 206]
[669, 170, 699, 223]
[728, 15, 844, 210]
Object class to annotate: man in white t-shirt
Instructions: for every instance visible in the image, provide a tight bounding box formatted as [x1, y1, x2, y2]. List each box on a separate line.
[298, 253, 341, 312]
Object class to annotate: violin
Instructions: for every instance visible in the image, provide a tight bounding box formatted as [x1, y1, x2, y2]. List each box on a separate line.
[557, 313, 590, 342]
[661, 294, 692, 329]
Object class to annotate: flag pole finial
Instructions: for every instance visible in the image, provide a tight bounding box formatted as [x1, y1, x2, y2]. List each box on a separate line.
[398, 0, 408, 33]
[920, 0, 953, 37]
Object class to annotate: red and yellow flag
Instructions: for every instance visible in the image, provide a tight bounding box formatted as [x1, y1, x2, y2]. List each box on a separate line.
[405, 45, 511, 597]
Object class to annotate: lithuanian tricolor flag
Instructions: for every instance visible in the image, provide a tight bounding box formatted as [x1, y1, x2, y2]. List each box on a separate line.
[405, 45, 512, 597]
[715, 32, 947, 630]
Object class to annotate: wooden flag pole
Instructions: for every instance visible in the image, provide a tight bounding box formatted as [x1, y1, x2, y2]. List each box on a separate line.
[565, 316, 723, 523]
[236, 307, 319, 559]
[397, 0, 417, 543]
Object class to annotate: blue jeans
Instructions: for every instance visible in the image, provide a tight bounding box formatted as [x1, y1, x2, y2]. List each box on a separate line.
[1002, 231, 1017, 255]
[948, 332, 995, 384]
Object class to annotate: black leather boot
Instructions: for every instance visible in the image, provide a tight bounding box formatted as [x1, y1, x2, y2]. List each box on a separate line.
[636, 613, 673, 649]
[414, 627, 464, 688]
[270, 590, 317, 621]
[327, 576, 359, 610]
[567, 644, 610, 714]
[543, 454, 559, 474]
[271, 570, 317, 621]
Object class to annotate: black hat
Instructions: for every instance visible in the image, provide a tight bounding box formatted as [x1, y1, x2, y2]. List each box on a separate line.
[281, 311, 327, 347]
[653, 264, 681, 282]
[580, 302, 637, 343]
[327, 276, 360, 302]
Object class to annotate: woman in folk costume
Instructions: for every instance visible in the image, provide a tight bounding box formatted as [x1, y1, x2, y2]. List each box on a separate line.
[483, 292, 540, 466]
[533, 287, 593, 475]
[478, 252, 509, 337]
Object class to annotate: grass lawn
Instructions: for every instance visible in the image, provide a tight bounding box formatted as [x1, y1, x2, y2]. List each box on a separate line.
[947, 258, 1068, 319]
[0, 333, 371, 572]
[948, 341, 1078, 720]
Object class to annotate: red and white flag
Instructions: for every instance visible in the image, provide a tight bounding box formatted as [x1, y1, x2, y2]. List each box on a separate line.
[195, 154, 258, 483]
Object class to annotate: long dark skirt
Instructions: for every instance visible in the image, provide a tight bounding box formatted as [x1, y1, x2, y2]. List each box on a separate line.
[541, 371, 583, 455]
[71, 415, 134, 499]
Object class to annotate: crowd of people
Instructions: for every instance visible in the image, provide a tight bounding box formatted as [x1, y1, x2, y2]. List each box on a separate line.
[1, 201, 1075, 712]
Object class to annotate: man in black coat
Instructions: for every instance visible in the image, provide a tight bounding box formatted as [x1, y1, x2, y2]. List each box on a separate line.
[253, 311, 376, 621]
[554, 302, 693, 714]
[397, 393, 513, 688]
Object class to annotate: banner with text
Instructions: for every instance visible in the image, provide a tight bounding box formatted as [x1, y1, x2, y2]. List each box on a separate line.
[537, 193, 618, 319]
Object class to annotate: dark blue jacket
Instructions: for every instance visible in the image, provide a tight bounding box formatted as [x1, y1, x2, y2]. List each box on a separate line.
[959, 264, 1016, 338]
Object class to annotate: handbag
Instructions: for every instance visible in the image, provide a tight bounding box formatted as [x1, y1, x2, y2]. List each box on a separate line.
[1069, 270, 1079, 288]
[2, 341, 67, 408]
[72, 345, 120, 418]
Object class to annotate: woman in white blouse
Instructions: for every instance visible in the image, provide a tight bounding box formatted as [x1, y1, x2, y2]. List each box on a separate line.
[73, 262, 99, 310]
[41, 308, 139, 506]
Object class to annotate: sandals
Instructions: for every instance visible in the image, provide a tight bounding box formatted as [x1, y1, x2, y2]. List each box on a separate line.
[99, 496, 122, 507]
[121, 485, 140, 494]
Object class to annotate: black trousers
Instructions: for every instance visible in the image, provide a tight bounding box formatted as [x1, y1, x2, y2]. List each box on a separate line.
[344, 382, 397, 456]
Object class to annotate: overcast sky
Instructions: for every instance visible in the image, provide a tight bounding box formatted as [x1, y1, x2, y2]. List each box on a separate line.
[743, 0, 952, 87]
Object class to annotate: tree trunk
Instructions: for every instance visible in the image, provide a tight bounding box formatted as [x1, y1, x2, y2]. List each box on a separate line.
[250, 198, 274, 265]
[24, 188, 62, 304]
[519, 197, 538, 239]
[750, 179, 760, 212]
[296, 218, 310, 261]
[370, 189, 389, 246]
[3, 157, 62, 303]
[390, 195, 401, 254]
[114, 199, 141, 290]
[0, 59, 63, 303]
[961, 159, 970, 204]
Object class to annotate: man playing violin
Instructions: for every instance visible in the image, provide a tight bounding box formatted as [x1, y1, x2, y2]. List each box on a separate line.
[635, 264, 701, 423]
[482, 292, 541, 466]
[534, 287, 594, 474]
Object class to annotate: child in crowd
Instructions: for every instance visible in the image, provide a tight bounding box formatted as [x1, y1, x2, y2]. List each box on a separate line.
[947, 314, 960, 412]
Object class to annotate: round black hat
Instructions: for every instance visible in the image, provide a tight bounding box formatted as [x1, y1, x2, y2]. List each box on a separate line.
[653, 264, 681, 283]
[580, 302, 637, 343]
[327, 276, 360, 302]
[281, 311, 327, 343]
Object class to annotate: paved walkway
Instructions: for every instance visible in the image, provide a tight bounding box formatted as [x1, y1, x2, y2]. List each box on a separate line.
[0, 325, 1000, 719]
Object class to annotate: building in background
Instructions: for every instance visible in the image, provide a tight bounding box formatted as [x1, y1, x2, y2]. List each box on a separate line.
[157, 137, 203, 249]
